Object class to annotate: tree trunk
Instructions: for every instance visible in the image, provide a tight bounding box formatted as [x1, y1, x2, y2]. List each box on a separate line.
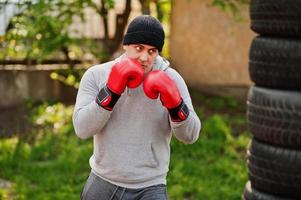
[139, 0, 151, 14]
[155, 0, 164, 21]
[99, 0, 131, 61]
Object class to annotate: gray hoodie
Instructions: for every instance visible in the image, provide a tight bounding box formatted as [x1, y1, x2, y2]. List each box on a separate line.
[73, 54, 201, 188]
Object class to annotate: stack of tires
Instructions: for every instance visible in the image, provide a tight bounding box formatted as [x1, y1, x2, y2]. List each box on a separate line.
[243, 0, 301, 199]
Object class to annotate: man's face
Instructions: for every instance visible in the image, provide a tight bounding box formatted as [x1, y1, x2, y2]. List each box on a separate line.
[123, 44, 159, 74]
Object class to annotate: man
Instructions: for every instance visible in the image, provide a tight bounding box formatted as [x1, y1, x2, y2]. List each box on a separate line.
[73, 15, 201, 200]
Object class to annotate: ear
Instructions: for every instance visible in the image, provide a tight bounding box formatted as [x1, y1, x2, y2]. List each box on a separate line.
[123, 45, 128, 50]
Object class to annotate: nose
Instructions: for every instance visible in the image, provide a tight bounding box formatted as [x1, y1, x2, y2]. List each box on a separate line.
[139, 52, 148, 63]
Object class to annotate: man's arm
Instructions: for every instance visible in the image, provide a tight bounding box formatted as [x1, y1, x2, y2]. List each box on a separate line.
[72, 67, 112, 139]
[143, 68, 201, 144]
[73, 58, 144, 139]
[167, 70, 201, 144]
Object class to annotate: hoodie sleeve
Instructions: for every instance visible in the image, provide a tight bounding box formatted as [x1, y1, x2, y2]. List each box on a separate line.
[166, 68, 201, 144]
[72, 67, 112, 139]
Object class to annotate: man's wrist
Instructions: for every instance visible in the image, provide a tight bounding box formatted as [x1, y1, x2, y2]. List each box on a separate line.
[95, 86, 121, 111]
[168, 100, 189, 122]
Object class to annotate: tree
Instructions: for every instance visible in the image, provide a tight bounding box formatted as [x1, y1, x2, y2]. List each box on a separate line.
[1, 0, 164, 63]
[1, 0, 90, 64]
[0, 0, 248, 64]
[89, 0, 131, 59]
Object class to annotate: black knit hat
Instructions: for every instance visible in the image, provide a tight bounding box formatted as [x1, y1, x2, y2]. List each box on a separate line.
[123, 15, 165, 52]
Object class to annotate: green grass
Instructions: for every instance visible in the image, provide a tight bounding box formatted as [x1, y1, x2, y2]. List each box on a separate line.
[168, 114, 249, 200]
[0, 92, 250, 200]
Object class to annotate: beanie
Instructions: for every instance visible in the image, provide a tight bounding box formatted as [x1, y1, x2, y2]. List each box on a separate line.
[123, 15, 165, 52]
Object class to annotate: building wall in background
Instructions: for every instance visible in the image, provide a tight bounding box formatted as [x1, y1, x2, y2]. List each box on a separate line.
[170, 0, 255, 100]
[0, 67, 77, 108]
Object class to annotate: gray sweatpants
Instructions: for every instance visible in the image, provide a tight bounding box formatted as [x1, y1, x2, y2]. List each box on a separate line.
[81, 172, 169, 200]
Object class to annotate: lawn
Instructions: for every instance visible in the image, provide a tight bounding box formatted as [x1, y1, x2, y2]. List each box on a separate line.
[0, 90, 250, 200]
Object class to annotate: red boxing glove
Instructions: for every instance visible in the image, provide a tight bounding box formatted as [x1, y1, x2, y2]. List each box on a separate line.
[107, 57, 144, 95]
[143, 70, 189, 122]
[96, 58, 143, 111]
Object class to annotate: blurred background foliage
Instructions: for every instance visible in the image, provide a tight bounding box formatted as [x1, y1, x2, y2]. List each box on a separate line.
[0, 0, 172, 63]
[0, 0, 248, 63]
[0, 0, 248, 88]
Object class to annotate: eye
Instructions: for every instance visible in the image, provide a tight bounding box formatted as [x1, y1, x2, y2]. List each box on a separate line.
[148, 49, 157, 55]
[135, 46, 143, 51]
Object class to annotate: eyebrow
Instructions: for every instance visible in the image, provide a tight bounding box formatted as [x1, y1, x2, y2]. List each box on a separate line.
[149, 48, 158, 51]
[147, 47, 158, 52]
[134, 44, 157, 51]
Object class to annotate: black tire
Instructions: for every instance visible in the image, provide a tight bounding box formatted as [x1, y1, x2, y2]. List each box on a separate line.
[250, 0, 301, 37]
[243, 181, 296, 200]
[247, 86, 301, 148]
[249, 36, 301, 90]
[247, 139, 301, 198]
